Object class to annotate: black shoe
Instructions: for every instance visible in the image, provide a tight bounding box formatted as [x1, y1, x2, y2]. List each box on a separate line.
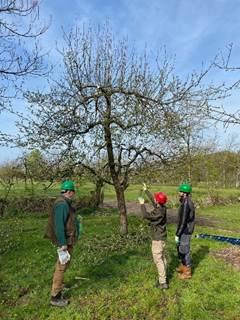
[50, 292, 69, 307]
[155, 281, 169, 289]
[160, 283, 169, 289]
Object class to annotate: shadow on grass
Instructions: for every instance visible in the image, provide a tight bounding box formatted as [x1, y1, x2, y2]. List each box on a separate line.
[166, 248, 179, 282]
[67, 250, 140, 293]
[166, 245, 209, 281]
[192, 245, 209, 274]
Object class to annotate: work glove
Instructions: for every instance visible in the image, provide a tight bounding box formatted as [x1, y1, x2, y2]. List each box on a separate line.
[142, 183, 148, 192]
[57, 248, 71, 265]
[138, 196, 145, 205]
[175, 236, 180, 246]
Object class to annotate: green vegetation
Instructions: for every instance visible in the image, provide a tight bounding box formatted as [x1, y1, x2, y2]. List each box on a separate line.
[198, 204, 240, 231]
[1, 202, 240, 319]
[1, 4, 240, 318]
[0, 181, 97, 199]
[1, 181, 240, 202]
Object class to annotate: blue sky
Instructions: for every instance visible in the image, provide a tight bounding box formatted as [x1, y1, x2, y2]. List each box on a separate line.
[1, 0, 240, 162]
[41, 0, 240, 69]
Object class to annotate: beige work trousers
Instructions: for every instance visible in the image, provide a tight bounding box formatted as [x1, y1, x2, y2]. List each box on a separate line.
[151, 240, 167, 284]
[51, 245, 73, 297]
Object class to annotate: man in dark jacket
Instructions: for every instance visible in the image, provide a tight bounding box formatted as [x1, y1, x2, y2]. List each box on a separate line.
[138, 183, 168, 289]
[175, 183, 195, 279]
[45, 180, 79, 307]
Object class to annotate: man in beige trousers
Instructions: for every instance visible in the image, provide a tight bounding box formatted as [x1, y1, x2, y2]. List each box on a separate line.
[138, 184, 168, 289]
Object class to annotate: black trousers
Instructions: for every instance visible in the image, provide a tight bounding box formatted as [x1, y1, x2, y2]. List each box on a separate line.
[177, 234, 191, 266]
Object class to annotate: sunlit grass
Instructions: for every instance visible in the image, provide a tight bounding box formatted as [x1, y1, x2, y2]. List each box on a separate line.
[1, 204, 240, 319]
[1, 180, 240, 204]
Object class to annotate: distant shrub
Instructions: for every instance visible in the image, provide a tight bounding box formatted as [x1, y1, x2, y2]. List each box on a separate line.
[1, 193, 101, 217]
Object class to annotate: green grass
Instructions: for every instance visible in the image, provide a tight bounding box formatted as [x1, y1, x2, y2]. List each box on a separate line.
[198, 203, 240, 232]
[0, 181, 97, 198]
[2, 181, 240, 204]
[1, 204, 240, 319]
[81, 182, 240, 203]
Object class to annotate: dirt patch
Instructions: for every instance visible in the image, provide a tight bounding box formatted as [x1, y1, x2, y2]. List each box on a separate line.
[211, 246, 240, 271]
[102, 200, 218, 228]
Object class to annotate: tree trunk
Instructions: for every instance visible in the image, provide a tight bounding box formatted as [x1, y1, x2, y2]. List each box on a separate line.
[0, 199, 7, 217]
[104, 95, 128, 235]
[236, 168, 240, 188]
[30, 176, 34, 196]
[115, 186, 128, 235]
[187, 137, 192, 183]
[188, 160, 192, 183]
[94, 178, 104, 206]
[222, 167, 226, 188]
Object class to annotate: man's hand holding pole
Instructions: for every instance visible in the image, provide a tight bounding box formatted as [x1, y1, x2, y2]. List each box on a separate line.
[138, 196, 145, 205]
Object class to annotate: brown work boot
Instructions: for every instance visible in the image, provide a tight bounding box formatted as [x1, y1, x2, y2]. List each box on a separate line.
[176, 263, 185, 273]
[178, 266, 192, 280]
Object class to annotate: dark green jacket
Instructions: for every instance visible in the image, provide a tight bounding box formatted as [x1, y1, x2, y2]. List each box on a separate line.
[45, 195, 79, 246]
[140, 190, 167, 241]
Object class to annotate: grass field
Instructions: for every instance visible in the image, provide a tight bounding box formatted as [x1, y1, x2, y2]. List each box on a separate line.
[2, 180, 240, 203]
[1, 200, 240, 319]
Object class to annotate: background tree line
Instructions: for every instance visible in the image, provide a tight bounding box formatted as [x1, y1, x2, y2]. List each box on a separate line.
[1, 145, 240, 193]
[134, 149, 240, 188]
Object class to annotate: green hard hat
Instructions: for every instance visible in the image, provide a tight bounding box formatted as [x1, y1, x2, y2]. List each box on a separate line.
[61, 180, 75, 191]
[178, 183, 192, 193]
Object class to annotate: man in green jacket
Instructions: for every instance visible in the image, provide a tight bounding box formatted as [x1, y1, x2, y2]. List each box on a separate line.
[138, 183, 168, 289]
[45, 180, 79, 307]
